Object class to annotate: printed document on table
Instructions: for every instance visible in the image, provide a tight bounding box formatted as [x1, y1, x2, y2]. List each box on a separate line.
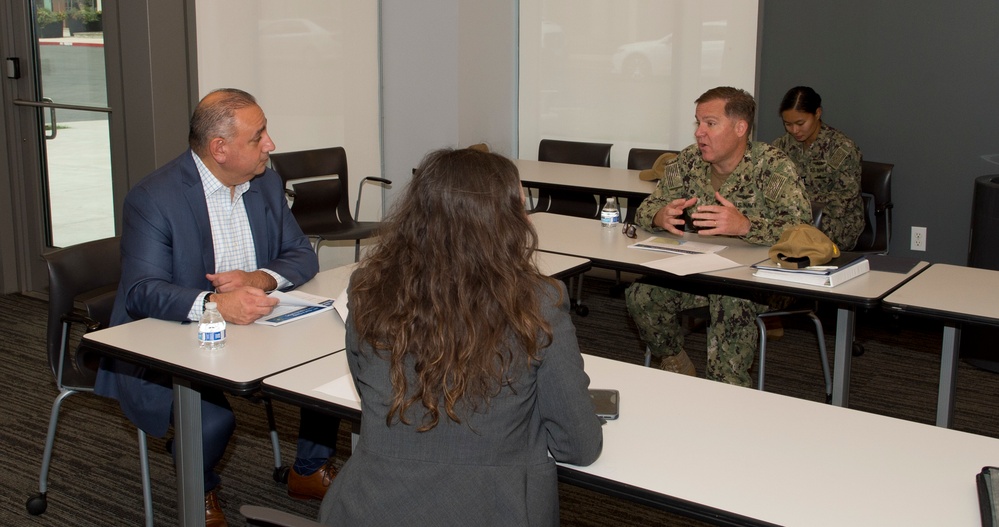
[641, 253, 742, 276]
[629, 236, 726, 255]
[256, 290, 335, 326]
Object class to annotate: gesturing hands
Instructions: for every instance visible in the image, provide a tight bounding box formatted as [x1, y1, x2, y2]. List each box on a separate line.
[653, 197, 699, 235]
[653, 192, 750, 237]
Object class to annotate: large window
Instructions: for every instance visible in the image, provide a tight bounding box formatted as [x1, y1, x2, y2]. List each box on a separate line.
[519, 0, 760, 167]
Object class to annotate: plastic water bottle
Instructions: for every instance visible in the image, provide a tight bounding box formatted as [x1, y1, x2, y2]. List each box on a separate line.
[600, 197, 621, 228]
[198, 302, 226, 351]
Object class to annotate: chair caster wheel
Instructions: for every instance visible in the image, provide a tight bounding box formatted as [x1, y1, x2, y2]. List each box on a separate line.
[26, 493, 47, 515]
[852, 343, 865, 357]
[575, 304, 589, 317]
[274, 465, 290, 484]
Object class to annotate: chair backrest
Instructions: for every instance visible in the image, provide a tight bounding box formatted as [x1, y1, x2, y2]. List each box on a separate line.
[854, 161, 894, 254]
[538, 139, 612, 167]
[43, 236, 121, 387]
[627, 148, 678, 170]
[269, 147, 356, 234]
[534, 139, 612, 219]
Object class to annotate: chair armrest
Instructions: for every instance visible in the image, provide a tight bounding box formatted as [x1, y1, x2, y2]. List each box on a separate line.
[62, 312, 102, 332]
[360, 176, 392, 186]
[353, 177, 393, 219]
[240, 505, 323, 527]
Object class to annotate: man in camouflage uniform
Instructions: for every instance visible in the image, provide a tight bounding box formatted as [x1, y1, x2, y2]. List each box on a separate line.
[773, 122, 864, 250]
[625, 87, 811, 387]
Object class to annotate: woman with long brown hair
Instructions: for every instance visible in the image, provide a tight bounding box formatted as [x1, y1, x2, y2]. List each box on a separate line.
[319, 148, 602, 526]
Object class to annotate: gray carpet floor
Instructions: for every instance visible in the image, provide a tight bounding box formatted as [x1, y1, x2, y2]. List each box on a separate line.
[2, 276, 998, 526]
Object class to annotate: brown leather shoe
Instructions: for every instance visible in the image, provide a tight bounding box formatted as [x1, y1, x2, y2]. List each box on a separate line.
[288, 459, 337, 500]
[205, 490, 228, 527]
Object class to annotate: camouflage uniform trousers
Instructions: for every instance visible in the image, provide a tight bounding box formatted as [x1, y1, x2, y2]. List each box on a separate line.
[625, 280, 782, 387]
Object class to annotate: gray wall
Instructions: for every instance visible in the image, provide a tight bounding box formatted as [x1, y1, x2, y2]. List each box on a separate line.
[757, 0, 999, 264]
[381, 0, 517, 206]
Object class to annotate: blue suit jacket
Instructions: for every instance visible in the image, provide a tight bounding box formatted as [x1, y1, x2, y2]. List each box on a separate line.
[95, 149, 319, 436]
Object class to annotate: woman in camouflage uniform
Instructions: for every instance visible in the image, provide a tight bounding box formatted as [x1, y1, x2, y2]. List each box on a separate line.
[773, 86, 864, 250]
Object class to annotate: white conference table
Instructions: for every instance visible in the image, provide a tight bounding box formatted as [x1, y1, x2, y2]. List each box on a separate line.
[263, 351, 999, 526]
[883, 263, 999, 427]
[80, 265, 354, 527]
[78, 253, 589, 526]
[529, 212, 929, 410]
[514, 158, 655, 201]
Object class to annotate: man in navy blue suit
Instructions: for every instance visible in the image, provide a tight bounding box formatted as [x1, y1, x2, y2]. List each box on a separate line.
[95, 88, 338, 526]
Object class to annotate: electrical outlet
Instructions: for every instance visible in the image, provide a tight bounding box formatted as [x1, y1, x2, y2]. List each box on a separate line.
[911, 226, 927, 251]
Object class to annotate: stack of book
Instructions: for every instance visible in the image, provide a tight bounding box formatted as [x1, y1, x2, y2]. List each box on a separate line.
[751, 252, 870, 287]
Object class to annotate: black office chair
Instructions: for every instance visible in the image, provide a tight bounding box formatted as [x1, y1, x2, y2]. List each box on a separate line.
[627, 148, 675, 171]
[533, 139, 612, 219]
[850, 161, 895, 356]
[855, 161, 894, 255]
[532, 139, 613, 316]
[270, 147, 392, 262]
[27, 237, 154, 526]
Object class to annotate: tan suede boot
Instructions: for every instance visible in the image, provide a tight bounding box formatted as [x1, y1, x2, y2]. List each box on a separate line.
[659, 350, 697, 377]
[763, 317, 784, 339]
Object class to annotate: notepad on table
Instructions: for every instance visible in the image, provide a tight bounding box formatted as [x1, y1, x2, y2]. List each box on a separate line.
[255, 290, 336, 326]
[629, 236, 726, 255]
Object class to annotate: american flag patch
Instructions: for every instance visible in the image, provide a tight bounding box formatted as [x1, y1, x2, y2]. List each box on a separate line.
[765, 174, 789, 202]
[664, 159, 683, 191]
[829, 146, 849, 169]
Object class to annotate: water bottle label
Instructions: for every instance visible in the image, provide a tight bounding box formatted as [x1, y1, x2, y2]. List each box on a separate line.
[199, 323, 226, 343]
[199, 330, 225, 342]
[601, 210, 620, 225]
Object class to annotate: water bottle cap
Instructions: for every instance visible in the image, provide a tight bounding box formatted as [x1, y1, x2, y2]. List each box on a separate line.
[205, 302, 218, 310]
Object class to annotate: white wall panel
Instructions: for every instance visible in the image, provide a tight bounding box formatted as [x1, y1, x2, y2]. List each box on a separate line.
[195, 1, 380, 269]
[519, 0, 759, 167]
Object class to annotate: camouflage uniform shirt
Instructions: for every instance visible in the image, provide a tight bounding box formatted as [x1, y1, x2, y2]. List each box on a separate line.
[773, 123, 863, 250]
[634, 141, 811, 245]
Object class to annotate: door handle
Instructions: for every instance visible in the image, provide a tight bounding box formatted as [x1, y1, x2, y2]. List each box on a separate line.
[42, 97, 56, 139]
[12, 98, 110, 140]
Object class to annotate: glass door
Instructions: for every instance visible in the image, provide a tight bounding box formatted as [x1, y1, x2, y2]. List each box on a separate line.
[12, 0, 113, 248]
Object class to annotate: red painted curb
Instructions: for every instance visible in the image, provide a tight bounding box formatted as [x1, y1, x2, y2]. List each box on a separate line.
[39, 40, 104, 48]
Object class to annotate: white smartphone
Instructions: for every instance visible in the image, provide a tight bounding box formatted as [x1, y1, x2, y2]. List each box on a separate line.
[589, 389, 620, 420]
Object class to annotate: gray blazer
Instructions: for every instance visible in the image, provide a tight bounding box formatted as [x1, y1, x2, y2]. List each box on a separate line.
[319, 281, 603, 526]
